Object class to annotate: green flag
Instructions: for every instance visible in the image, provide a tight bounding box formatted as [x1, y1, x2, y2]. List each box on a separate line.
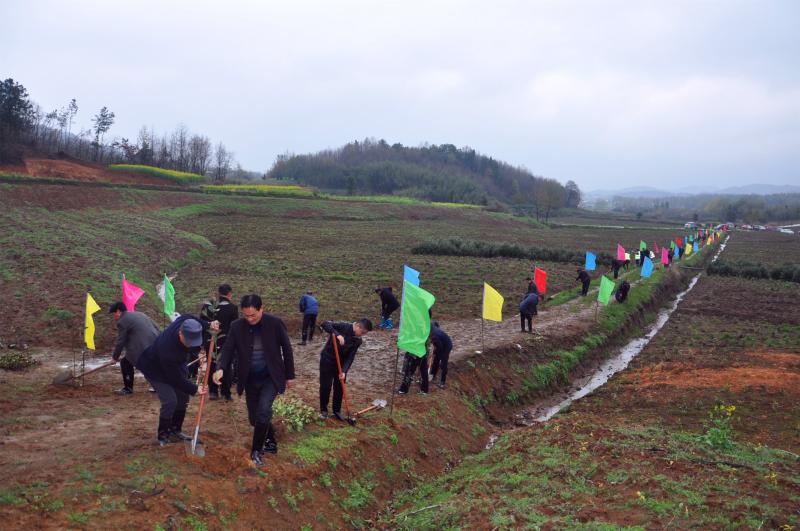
[597, 275, 615, 305]
[397, 281, 436, 358]
[162, 274, 175, 317]
[639, 240, 647, 251]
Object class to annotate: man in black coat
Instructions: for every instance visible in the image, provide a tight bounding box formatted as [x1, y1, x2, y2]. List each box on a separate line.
[318, 319, 373, 420]
[375, 287, 399, 329]
[213, 294, 295, 467]
[576, 269, 591, 296]
[615, 280, 631, 303]
[135, 315, 215, 446]
[200, 284, 238, 400]
[109, 301, 160, 395]
[428, 321, 453, 389]
[519, 292, 539, 333]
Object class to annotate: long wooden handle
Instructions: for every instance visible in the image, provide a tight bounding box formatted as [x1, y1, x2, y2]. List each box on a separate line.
[191, 336, 215, 448]
[331, 333, 352, 416]
[72, 357, 121, 379]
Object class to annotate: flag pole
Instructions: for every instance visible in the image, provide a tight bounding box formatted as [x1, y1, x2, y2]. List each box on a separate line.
[389, 347, 400, 417]
[481, 317, 485, 353]
[480, 282, 485, 353]
[594, 301, 599, 322]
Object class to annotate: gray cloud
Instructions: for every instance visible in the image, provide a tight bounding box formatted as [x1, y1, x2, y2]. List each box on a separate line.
[2, 0, 798, 190]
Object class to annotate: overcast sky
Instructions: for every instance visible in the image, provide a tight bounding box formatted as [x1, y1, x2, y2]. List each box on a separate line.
[3, 0, 799, 190]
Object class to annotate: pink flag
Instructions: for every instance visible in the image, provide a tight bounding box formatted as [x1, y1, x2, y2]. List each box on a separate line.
[653, 241, 659, 254]
[661, 247, 669, 265]
[617, 244, 625, 261]
[122, 274, 145, 312]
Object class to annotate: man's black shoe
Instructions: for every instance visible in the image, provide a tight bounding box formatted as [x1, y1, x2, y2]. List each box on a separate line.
[250, 450, 264, 467]
[116, 387, 133, 396]
[319, 410, 329, 419]
[332, 411, 346, 422]
[262, 439, 278, 454]
[222, 395, 233, 402]
[397, 388, 408, 395]
[209, 391, 219, 401]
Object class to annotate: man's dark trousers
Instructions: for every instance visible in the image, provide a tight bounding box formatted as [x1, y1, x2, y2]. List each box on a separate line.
[245, 374, 278, 448]
[319, 360, 347, 414]
[399, 354, 429, 393]
[120, 357, 135, 390]
[302, 314, 317, 342]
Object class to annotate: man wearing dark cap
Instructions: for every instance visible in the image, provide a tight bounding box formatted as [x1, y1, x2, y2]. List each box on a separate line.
[108, 301, 160, 395]
[374, 287, 399, 329]
[135, 315, 217, 446]
[213, 294, 295, 467]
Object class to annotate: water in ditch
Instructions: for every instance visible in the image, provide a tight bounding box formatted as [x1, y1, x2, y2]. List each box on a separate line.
[511, 235, 729, 427]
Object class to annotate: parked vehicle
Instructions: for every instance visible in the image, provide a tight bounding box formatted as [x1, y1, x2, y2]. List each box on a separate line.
[778, 228, 795, 234]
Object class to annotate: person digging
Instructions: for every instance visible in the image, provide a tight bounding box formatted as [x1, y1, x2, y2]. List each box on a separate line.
[375, 287, 399, 329]
[428, 321, 453, 389]
[519, 291, 539, 333]
[318, 318, 373, 420]
[212, 294, 295, 468]
[135, 315, 217, 446]
[108, 301, 160, 395]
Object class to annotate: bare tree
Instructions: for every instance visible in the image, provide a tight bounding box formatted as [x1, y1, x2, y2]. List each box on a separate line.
[188, 134, 212, 175]
[213, 142, 232, 183]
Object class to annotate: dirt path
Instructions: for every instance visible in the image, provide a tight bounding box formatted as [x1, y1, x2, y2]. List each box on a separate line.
[289, 284, 620, 407]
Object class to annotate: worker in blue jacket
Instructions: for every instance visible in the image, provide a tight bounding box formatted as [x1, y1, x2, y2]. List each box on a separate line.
[298, 291, 319, 345]
[136, 315, 218, 446]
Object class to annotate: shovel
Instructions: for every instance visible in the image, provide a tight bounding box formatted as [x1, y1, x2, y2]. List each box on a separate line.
[330, 332, 356, 426]
[186, 337, 214, 457]
[354, 398, 387, 419]
[53, 356, 122, 385]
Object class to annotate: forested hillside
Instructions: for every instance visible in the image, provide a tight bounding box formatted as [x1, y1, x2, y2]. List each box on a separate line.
[267, 138, 581, 213]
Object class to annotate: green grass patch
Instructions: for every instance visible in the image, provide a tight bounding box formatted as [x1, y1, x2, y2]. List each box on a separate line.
[287, 426, 357, 464]
[108, 164, 206, 184]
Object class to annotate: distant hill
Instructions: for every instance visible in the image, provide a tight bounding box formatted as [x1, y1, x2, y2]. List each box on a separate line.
[717, 183, 800, 195]
[587, 183, 800, 201]
[266, 138, 568, 207]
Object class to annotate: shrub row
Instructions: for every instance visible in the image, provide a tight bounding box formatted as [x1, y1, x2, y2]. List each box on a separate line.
[707, 260, 800, 283]
[411, 237, 614, 265]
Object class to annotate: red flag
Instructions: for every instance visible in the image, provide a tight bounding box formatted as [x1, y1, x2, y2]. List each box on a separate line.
[653, 241, 659, 254]
[616, 244, 625, 261]
[534, 268, 548, 294]
[122, 274, 145, 312]
[675, 237, 682, 248]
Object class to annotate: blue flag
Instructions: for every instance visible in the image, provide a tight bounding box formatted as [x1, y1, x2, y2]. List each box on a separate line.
[673, 245, 679, 258]
[641, 256, 654, 278]
[693, 241, 699, 253]
[403, 265, 420, 287]
[585, 251, 596, 271]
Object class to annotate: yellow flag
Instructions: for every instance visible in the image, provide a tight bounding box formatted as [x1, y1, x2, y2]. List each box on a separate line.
[85, 293, 101, 350]
[482, 282, 504, 322]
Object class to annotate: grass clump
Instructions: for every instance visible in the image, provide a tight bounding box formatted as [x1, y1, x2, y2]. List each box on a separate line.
[0, 351, 38, 371]
[273, 396, 316, 432]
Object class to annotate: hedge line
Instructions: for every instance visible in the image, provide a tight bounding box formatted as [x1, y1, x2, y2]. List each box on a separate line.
[411, 237, 614, 265]
[707, 260, 800, 283]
